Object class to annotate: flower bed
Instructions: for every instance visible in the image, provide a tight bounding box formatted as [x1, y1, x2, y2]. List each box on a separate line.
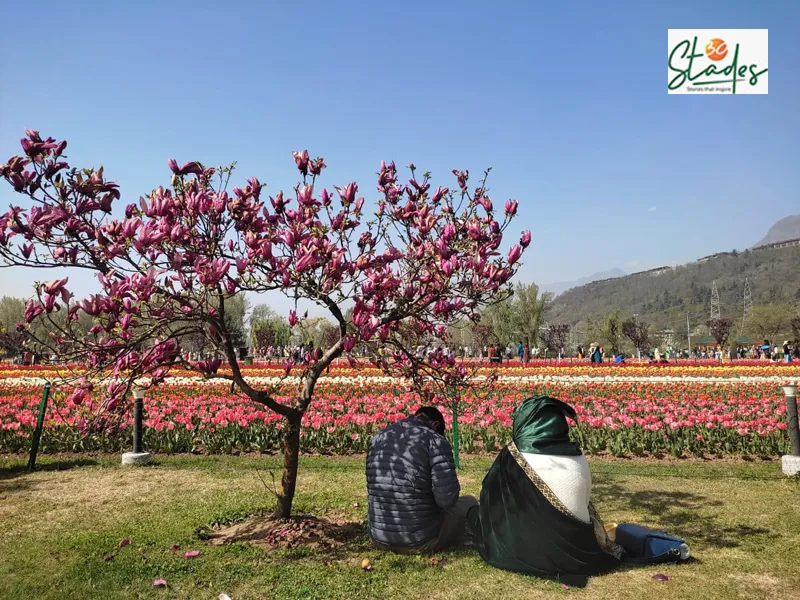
[1, 364, 797, 458]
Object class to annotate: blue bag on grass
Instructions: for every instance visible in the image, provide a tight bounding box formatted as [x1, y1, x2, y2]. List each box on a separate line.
[615, 523, 690, 564]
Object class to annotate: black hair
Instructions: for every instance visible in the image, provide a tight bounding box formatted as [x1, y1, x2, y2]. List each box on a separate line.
[414, 406, 445, 435]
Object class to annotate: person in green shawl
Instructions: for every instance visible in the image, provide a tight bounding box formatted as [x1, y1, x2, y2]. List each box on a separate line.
[467, 396, 624, 587]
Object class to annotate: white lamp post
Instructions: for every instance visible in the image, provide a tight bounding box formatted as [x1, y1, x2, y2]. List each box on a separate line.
[781, 383, 799, 476]
[122, 387, 152, 466]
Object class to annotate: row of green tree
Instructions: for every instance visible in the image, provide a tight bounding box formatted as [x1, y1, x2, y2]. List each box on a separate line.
[446, 287, 800, 357]
[1, 293, 353, 360]
[4, 286, 798, 361]
[578, 305, 800, 356]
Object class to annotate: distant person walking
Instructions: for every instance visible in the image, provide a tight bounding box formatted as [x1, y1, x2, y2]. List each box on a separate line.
[590, 343, 603, 364]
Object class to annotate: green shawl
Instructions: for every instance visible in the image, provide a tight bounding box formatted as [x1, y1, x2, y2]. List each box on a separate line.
[468, 396, 621, 585]
[512, 396, 582, 456]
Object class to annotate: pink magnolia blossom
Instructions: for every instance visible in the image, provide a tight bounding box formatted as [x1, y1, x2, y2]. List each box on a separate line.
[343, 336, 357, 352]
[293, 150, 310, 175]
[197, 358, 222, 375]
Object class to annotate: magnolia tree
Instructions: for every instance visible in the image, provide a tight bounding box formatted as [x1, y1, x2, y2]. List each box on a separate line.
[706, 317, 733, 348]
[249, 304, 290, 352]
[253, 326, 275, 355]
[0, 130, 528, 517]
[622, 318, 650, 359]
[0, 325, 27, 358]
[543, 323, 570, 359]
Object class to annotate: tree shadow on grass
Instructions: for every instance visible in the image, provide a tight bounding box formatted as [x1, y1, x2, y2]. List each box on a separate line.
[591, 477, 779, 550]
[0, 458, 98, 481]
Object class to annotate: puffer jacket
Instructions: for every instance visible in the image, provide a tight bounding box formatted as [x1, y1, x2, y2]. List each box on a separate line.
[366, 415, 460, 547]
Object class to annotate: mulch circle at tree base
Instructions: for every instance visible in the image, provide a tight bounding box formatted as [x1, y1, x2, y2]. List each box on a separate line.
[206, 515, 364, 552]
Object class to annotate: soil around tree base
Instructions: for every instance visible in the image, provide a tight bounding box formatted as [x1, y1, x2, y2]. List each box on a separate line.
[207, 515, 364, 551]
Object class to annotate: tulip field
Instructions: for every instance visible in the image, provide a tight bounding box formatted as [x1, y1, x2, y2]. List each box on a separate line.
[1, 361, 799, 459]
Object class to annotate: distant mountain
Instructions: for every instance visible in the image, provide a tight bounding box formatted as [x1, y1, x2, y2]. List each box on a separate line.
[753, 215, 800, 248]
[541, 268, 627, 297]
[545, 241, 800, 332]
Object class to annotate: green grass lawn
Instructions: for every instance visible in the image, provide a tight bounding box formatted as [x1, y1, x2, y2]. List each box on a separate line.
[1, 453, 799, 600]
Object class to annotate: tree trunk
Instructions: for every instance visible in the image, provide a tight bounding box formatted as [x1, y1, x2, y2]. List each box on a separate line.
[272, 412, 302, 519]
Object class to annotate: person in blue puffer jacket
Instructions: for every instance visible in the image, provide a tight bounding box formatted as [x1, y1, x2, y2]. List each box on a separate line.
[366, 406, 477, 554]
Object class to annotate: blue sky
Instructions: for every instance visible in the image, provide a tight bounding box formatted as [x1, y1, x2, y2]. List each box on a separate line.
[1, 0, 798, 314]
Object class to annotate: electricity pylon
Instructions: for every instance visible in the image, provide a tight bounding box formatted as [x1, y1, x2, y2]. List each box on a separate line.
[740, 278, 752, 335]
[710, 280, 720, 320]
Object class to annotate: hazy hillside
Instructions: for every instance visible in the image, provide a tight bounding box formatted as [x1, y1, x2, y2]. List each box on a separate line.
[753, 215, 800, 247]
[545, 241, 800, 332]
[540, 268, 627, 297]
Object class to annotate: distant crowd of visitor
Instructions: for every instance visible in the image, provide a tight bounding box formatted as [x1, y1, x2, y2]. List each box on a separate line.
[7, 338, 798, 367]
